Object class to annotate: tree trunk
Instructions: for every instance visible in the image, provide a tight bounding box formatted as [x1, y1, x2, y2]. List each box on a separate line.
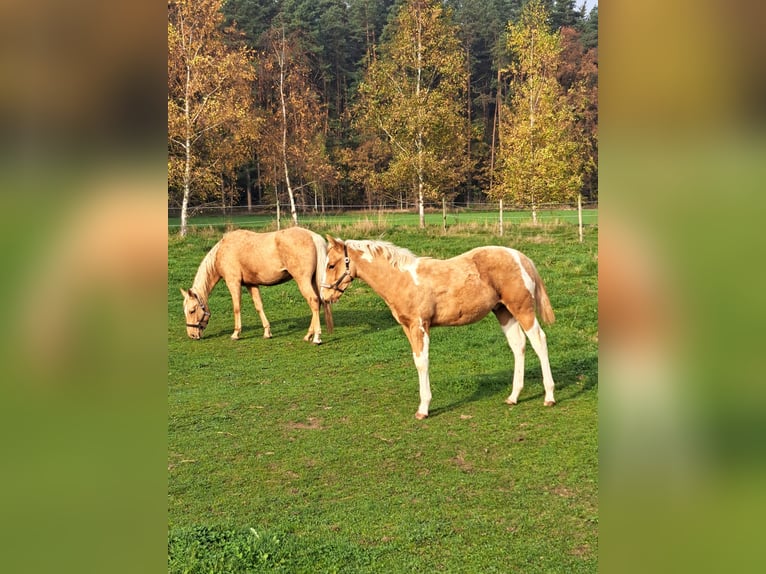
[465, 42, 472, 208]
[277, 25, 298, 227]
[416, 5, 425, 229]
[417, 178, 425, 229]
[221, 175, 226, 215]
[491, 67, 501, 236]
[578, 192, 583, 243]
[180, 61, 192, 237]
[245, 166, 252, 213]
[255, 156, 262, 204]
[499, 197, 504, 236]
[442, 196, 447, 232]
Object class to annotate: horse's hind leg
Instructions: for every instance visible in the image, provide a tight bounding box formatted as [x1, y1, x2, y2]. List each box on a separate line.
[493, 306, 527, 405]
[523, 318, 556, 406]
[247, 285, 272, 339]
[294, 278, 322, 344]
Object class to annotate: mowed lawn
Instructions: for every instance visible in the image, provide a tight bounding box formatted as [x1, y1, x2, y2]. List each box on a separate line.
[168, 220, 598, 573]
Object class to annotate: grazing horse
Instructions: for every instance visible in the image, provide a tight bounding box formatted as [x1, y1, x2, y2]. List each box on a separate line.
[181, 227, 333, 344]
[321, 236, 556, 419]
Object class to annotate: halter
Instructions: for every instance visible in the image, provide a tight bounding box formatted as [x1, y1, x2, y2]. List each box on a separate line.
[185, 290, 211, 332]
[322, 244, 351, 293]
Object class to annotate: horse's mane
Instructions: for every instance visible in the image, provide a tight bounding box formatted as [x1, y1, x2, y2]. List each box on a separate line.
[190, 240, 222, 300]
[346, 239, 417, 269]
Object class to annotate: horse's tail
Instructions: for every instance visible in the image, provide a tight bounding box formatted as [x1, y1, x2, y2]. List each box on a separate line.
[310, 231, 334, 333]
[527, 257, 555, 325]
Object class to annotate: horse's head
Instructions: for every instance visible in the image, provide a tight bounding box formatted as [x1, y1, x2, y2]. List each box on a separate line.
[321, 236, 354, 303]
[180, 288, 210, 339]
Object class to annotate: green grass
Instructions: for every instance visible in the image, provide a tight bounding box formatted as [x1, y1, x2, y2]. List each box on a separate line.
[168, 207, 598, 233]
[168, 221, 598, 572]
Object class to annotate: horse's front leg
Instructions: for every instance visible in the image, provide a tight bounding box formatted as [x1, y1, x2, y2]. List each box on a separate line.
[225, 279, 244, 340]
[295, 279, 322, 344]
[404, 319, 431, 420]
[247, 285, 272, 339]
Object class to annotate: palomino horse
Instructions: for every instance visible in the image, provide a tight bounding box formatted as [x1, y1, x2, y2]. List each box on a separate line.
[181, 227, 333, 344]
[321, 237, 556, 419]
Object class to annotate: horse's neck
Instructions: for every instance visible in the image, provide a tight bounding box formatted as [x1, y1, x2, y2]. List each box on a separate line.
[353, 254, 406, 307]
[191, 254, 221, 303]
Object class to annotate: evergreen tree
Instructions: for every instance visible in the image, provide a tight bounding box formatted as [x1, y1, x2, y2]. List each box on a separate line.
[580, 6, 598, 50]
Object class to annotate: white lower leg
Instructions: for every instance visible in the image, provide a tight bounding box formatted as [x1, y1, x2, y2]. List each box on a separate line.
[413, 333, 431, 419]
[501, 319, 526, 404]
[525, 319, 555, 405]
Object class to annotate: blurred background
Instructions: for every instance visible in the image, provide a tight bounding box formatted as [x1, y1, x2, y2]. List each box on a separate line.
[599, 0, 766, 572]
[0, 1, 167, 572]
[0, 0, 764, 572]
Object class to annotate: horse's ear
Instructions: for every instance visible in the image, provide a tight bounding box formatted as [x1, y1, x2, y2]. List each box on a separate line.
[180, 288, 189, 299]
[326, 235, 341, 248]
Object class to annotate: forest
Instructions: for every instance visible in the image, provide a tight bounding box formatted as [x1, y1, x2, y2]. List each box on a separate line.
[168, 0, 598, 233]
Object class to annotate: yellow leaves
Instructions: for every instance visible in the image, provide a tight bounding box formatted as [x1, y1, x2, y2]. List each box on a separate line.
[168, 0, 257, 203]
[497, 0, 585, 208]
[353, 0, 469, 200]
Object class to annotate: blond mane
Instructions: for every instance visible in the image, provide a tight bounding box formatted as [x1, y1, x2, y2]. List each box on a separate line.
[346, 239, 418, 270]
[190, 240, 221, 300]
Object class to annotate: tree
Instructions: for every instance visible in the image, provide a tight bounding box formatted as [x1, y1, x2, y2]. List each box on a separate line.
[168, 0, 257, 236]
[558, 25, 598, 202]
[580, 6, 598, 51]
[495, 0, 584, 228]
[256, 24, 335, 225]
[354, 0, 470, 228]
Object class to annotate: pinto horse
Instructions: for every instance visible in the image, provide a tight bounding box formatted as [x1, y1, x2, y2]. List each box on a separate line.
[181, 227, 333, 344]
[321, 237, 556, 419]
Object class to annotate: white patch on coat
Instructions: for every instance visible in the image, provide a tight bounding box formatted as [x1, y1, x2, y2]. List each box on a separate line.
[413, 320, 430, 368]
[403, 260, 420, 285]
[507, 248, 535, 297]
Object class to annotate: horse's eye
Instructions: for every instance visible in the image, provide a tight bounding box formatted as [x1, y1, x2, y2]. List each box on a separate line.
[189, 306, 197, 314]
[328, 264, 335, 269]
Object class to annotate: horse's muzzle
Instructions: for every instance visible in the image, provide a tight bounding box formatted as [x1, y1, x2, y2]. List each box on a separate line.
[320, 286, 342, 303]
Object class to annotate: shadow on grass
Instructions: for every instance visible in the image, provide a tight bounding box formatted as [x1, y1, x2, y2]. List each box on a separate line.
[428, 353, 598, 417]
[195, 308, 399, 342]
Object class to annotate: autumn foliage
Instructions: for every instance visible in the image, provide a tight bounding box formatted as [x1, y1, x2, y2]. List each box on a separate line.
[168, 0, 598, 226]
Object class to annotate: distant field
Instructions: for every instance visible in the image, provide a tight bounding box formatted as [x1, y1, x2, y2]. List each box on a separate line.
[168, 220, 598, 572]
[168, 207, 598, 232]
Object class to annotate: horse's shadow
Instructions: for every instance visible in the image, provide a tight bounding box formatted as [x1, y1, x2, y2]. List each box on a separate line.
[428, 353, 598, 417]
[202, 308, 398, 341]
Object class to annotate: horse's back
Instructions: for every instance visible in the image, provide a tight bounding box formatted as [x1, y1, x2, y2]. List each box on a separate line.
[217, 228, 322, 284]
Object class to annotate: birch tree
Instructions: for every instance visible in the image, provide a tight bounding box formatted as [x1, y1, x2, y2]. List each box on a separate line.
[354, 0, 469, 228]
[495, 0, 584, 228]
[257, 25, 334, 225]
[168, 0, 257, 236]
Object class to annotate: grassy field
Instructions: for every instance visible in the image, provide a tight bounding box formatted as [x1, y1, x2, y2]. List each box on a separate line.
[168, 207, 597, 233]
[168, 219, 598, 572]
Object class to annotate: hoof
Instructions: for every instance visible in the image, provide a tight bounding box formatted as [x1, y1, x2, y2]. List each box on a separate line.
[231, 334, 240, 340]
[544, 400, 556, 407]
[263, 334, 272, 339]
[505, 399, 517, 406]
[311, 339, 323, 345]
[415, 412, 428, 420]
